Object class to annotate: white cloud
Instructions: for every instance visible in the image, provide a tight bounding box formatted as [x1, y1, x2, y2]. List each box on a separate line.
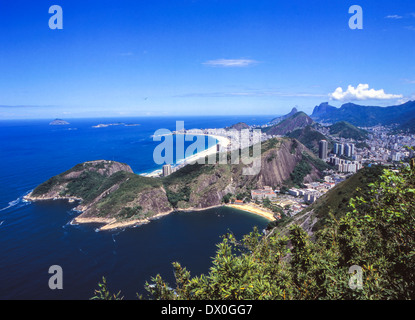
[329, 84, 403, 101]
[397, 94, 415, 104]
[202, 59, 258, 67]
[385, 15, 403, 19]
[386, 15, 403, 19]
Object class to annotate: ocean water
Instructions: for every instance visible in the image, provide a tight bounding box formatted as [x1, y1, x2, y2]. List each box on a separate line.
[0, 116, 273, 300]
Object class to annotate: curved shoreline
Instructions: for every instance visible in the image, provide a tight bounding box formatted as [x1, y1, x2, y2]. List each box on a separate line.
[72, 203, 274, 231]
[25, 194, 274, 231]
[140, 133, 230, 177]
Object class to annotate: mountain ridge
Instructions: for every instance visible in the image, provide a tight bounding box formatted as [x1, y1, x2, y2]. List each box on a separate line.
[310, 100, 415, 127]
[264, 112, 314, 136]
[270, 107, 298, 124]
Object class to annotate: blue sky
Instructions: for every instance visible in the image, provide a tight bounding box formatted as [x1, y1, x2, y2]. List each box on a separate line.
[0, 0, 415, 119]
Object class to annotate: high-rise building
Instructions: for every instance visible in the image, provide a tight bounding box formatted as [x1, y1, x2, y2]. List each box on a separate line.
[344, 144, 352, 157]
[319, 140, 328, 160]
[350, 143, 355, 156]
[333, 143, 341, 155]
[162, 164, 172, 177]
[344, 143, 355, 157]
[337, 144, 344, 156]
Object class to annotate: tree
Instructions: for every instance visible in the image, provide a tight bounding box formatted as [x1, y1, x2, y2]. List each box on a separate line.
[91, 277, 123, 300]
[222, 193, 233, 204]
[262, 197, 271, 207]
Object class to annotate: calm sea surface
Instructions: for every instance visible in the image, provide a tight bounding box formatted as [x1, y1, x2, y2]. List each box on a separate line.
[0, 116, 273, 299]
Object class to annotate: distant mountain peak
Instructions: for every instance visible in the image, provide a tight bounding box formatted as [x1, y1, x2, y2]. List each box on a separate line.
[270, 107, 299, 124]
[265, 111, 314, 136]
[329, 121, 368, 140]
[311, 102, 336, 120]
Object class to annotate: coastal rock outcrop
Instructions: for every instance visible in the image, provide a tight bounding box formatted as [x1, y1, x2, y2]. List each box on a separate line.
[27, 138, 326, 230]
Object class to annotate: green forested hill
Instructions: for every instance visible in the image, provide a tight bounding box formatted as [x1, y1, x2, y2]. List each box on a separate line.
[293, 165, 384, 232]
[287, 125, 331, 155]
[264, 112, 314, 136]
[329, 121, 368, 141]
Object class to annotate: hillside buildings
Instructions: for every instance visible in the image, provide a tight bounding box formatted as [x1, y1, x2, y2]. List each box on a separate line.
[333, 142, 355, 157]
[251, 186, 277, 201]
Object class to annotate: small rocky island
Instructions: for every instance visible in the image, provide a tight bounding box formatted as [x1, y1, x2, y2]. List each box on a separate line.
[49, 119, 70, 125]
[92, 123, 140, 128]
[25, 138, 326, 230]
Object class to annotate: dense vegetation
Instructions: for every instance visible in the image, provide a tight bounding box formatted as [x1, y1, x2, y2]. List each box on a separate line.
[329, 121, 368, 141]
[289, 158, 312, 187]
[287, 125, 331, 155]
[63, 171, 129, 203]
[161, 163, 217, 208]
[297, 165, 384, 231]
[165, 185, 191, 208]
[31, 162, 131, 201]
[287, 152, 328, 188]
[94, 173, 162, 217]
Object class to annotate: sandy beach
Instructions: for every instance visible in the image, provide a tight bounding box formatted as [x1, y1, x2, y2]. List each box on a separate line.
[141, 133, 230, 177]
[227, 204, 276, 221]
[175, 133, 230, 165]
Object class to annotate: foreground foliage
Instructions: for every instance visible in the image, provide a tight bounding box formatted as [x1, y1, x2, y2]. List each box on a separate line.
[144, 166, 415, 300]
